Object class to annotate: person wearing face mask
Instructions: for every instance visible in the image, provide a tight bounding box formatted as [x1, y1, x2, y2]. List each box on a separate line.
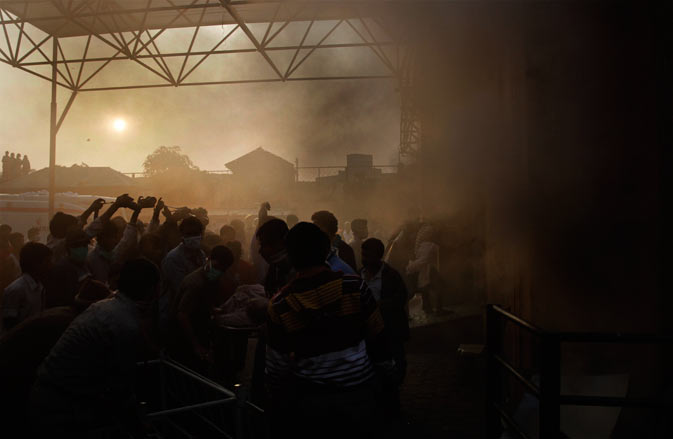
[45, 229, 92, 308]
[161, 216, 206, 317]
[169, 245, 234, 373]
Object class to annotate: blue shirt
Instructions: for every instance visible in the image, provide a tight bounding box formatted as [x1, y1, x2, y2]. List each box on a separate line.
[326, 249, 356, 275]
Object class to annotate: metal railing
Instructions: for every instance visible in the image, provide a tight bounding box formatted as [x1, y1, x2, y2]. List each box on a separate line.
[132, 356, 266, 439]
[486, 304, 673, 439]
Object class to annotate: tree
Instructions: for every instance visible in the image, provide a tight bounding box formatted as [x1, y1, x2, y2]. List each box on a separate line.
[142, 146, 198, 176]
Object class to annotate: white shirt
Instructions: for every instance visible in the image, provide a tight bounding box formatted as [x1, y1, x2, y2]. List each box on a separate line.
[0, 273, 45, 333]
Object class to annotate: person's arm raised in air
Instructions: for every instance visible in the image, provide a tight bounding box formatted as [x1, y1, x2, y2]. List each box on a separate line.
[147, 198, 164, 234]
[258, 201, 270, 223]
[78, 198, 105, 227]
[83, 194, 135, 238]
[113, 196, 155, 261]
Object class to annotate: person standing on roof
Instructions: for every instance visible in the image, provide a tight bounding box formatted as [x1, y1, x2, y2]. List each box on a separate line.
[2, 151, 9, 179]
[21, 155, 30, 175]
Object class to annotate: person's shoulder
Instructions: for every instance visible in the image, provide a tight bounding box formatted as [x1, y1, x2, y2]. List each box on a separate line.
[3, 275, 26, 295]
[182, 267, 205, 286]
[338, 239, 354, 252]
[382, 262, 402, 278]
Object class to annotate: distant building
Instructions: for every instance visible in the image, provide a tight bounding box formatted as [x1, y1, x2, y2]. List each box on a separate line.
[225, 147, 296, 201]
[0, 164, 138, 195]
[316, 154, 385, 184]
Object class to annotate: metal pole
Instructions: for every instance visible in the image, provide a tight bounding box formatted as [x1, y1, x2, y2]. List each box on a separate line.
[48, 37, 57, 219]
[486, 304, 503, 438]
[539, 334, 561, 438]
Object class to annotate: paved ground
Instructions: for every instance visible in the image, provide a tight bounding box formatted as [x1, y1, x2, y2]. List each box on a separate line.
[397, 311, 487, 438]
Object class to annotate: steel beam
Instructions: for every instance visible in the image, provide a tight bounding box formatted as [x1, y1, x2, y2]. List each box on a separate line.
[48, 36, 57, 219]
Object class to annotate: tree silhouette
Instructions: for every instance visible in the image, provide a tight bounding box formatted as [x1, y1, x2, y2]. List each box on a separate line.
[143, 146, 198, 176]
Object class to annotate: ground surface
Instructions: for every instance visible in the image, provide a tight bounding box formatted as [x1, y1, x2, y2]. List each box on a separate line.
[398, 310, 486, 438]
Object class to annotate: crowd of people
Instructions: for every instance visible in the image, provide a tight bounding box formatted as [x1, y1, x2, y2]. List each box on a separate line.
[0, 195, 445, 438]
[1, 151, 30, 180]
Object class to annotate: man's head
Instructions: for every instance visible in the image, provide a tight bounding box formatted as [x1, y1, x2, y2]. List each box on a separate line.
[49, 212, 77, 239]
[66, 229, 91, 263]
[16, 153, 21, 159]
[209, 245, 234, 276]
[351, 219, 368, 240]
[286, 214, 299, 229]
[0, 224, 11, 238]
[256, 218, 289, 264]
[117, 258, 161, 302]
[311, 210, 338, 240]
[361, 238, 385, 270]
[179, 216, 204, 250]
[27, 227, 40, 242]
[192, 207, 209, 228]
[8, 232, 24, 253]
[10, 153, 14, 158]
[219, 225, 236, 243]
[285, 222, 331, 270]
[225, 240, 243, 261]
[139, 233, 163, 266]
[19, 242, 52, 280]
[97, 220, 123, 252]
[203, 232, 224, 255]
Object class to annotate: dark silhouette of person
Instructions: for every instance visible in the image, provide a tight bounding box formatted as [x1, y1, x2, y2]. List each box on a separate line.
[47, 212, 78, 264]
[311, 210, 357, 273]
[219, 224, 236, 243]
[361, 237, 410, 416]
[265, 222, 393, 439]
[0, 279, 110, 437]
[21, 154, 30, 175]
[225, 240, 255, 286]
[2, 151, 9, 179]
[1, 242, 52, 333]
[46, 229, 92, 308]
[170, 245, 234, 373]
[161, 216, 206, 313]
[286, 213, 299, 229]
[27, 227, 41, 243]
[31, 258, 161, 437]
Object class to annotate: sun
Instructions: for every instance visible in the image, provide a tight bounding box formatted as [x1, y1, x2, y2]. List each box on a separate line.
[113, 118, 127, 132]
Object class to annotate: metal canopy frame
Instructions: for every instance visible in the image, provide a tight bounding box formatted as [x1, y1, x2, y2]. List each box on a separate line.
[0, 0, 421, 216]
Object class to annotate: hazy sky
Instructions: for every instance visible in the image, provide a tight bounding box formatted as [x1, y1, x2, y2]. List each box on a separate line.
[0, 61, 400, 174]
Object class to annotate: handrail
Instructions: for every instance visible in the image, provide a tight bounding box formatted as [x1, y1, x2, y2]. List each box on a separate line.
[557, 332, 673, 343]
[492, 401, 532, 439]
[486, 304, 672, 439]
[490, 304, 543, 335]
[492, 353, 540, 398]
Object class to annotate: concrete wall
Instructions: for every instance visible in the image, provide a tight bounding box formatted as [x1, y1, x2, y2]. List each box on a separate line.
[415, 3, 671, 433]
[417, 0, 671, 334]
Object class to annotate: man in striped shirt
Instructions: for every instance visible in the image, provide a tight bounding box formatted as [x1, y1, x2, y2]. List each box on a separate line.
[265, 222, 393, 438]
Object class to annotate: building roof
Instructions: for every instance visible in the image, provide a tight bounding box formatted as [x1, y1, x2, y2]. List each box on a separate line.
[0, 165, 137, 191]
[1, 0, 380, 38]
[225, 147, 294, 174]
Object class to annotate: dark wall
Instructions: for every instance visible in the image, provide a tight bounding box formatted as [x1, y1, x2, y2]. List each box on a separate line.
[416, 1, 672, 334]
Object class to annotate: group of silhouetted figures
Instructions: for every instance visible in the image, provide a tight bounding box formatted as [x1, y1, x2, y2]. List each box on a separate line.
[0, 194, 448, 438]
[1, 151, 30, 181]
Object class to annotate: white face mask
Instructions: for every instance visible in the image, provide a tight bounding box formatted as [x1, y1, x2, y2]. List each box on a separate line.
[183, 236, 202, 249]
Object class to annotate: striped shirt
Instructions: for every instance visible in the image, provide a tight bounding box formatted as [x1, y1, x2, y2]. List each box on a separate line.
[265, 267, 387, 392]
